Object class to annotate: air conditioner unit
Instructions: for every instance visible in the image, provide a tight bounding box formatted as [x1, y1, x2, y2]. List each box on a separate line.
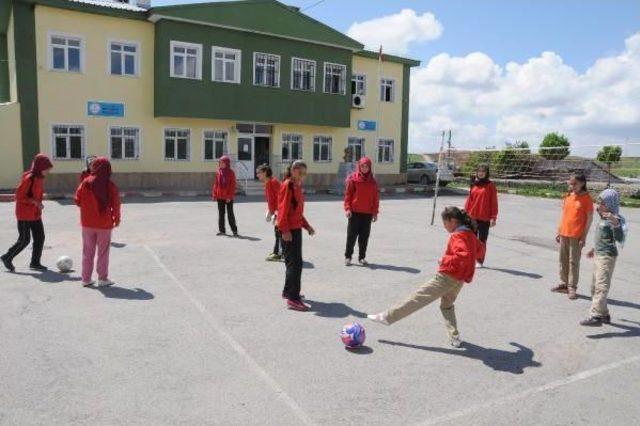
[352, 94, 365, 109]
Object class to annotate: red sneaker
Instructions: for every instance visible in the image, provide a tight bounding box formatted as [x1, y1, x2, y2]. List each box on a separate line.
[286, 299, 309, 311]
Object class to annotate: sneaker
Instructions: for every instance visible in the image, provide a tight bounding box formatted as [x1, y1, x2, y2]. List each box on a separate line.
[345, 258, 352, 266]
[367, 312, 390, 325]
[475, 262, 483, 268]
[603, 314, 611, 324]
[266, 253, 281, 262]
[232, 232, 239, 238]
[358, 258, 369, 266]
[286, 298, 309, 311]
[1, 255, 15, 272]
[567, 288, 577, 300]
[97, 279, 115, 287]
[29, 264, 48, 272]
[450, 336, 463, 348]
[82, 280, 95, 288]
[216, 232, 226, 236]
[580, 317, 603, 327]
[551, 284, 568, 294]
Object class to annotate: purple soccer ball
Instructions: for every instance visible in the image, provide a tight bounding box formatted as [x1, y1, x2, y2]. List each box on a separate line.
[340, 322, 366, 348]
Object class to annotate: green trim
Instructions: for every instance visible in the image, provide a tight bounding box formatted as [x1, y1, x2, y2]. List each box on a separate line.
[0, 34, 8, 102]
[354, 50, 421, 67]
[14, 1, 39, 170]
[0, 0, 11, 33]
[400, 64, 411, 173]
[18, 0, 147, 21]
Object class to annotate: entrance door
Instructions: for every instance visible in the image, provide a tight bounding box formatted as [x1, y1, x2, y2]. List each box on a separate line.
[254, 136, 270, 178]
[237, 137, 253, 180]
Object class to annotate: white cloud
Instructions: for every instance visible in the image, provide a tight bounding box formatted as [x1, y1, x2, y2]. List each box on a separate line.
[347, 9, 442, 55]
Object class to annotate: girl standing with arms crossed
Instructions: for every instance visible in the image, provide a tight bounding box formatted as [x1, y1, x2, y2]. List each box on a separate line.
[277, 160, 315, 311]
[367, 207, 479, 347]
[344, 157, 379, 266]
[552, 173, 593, 300]
[75, 157, 121, 287]
[256, 164, 282, 261]
[464, 164, 498, 267]
[212, 155, 238, 237]
[1, 154, 53, 272]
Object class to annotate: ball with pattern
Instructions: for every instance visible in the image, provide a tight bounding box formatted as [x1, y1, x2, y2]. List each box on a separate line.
[56, 256, 73, 273]
[340, 322, 366, 349]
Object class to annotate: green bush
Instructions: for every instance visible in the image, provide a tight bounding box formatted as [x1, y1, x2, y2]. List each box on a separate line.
[539, 133, 570, 160]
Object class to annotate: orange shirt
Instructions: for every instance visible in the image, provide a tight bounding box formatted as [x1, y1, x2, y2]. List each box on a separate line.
[558, 192, 593, 238]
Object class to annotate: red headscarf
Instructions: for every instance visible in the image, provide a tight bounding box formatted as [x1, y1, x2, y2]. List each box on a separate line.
[349, 157, 375, 183]
[87, 157, 112, 213]
[216, 155, 232, 187]
[25, 153, 53, 178]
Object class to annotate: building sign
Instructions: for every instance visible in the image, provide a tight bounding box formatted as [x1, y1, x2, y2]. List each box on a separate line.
[87, 101, 125, 117]
[357, 120, 376, 131]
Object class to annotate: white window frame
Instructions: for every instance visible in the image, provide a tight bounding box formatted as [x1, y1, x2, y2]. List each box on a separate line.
[108, 39, 140, 77]
[211, 46, 241, 84]
[313, 135, 333, 163]
[323, 62, 347, 95]
[170, 41, 202, 80]
[380, 78, 396, 103]
[48, 31, 85, 73]
[352, 73, 366, 96]
[281, 133, 304, 161]
[253, 52, 281, 87]
[377, 138, 395, 163]
[290, 57, 316, 91]
[347, 137, 365, 162]
[109, 126, 141, 160]
[202, 129, 229, 161]
[164, 128, 191, 161]
[51, 124, 85, 160]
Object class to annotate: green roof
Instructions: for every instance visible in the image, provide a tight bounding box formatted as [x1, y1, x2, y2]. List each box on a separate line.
[355, 50, 421, 67]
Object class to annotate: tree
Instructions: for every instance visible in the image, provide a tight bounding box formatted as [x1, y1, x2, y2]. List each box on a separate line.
[539, 133, 570, 160]
[494, 141, 535, 178]
[596, 145, 622, 187]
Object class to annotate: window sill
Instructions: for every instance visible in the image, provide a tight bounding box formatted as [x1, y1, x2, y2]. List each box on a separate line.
[53, 158, 83, 161]
[291, 87, 316, 92]
[212, 79, 241, 84]
[110, 73, 140, 79]
[48, 68, 83, 74]
[253, 83, 281, 89]
[164, 158, 192, 162]
[170, 75, 202, 81]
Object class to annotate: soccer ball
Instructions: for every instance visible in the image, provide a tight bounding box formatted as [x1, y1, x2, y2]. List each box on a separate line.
[56, 256, 73, 273]
[340, 322, 366, 349]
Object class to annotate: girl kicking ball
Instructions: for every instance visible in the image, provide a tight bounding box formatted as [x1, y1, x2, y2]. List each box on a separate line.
[74, 157, 121, 287]
[212, 155, 238, 237]
[552, 173, 593, 300]
[367, 206, 479, 347]
[256, 164, 282, 261]
[580, 189, 627, 326]
[344, 157, 379, 266]
[464, 164, 498, 267]
[277, 160, 315, 311]
[1, 154, 53, 272]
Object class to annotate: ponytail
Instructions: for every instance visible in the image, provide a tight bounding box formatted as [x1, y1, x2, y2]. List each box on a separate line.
[283, 160, 307, 209]
[441, 206, 478, 233]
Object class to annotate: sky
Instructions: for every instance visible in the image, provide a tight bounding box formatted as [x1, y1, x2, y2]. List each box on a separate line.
[152, 0, 640, 154]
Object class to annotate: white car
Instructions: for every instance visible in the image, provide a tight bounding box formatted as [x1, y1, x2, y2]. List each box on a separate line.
[407, 161, 453, 186]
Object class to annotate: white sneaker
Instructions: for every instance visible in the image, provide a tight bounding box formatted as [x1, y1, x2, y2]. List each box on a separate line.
[345, 258, 352, 266]
[358, 258, 369, 266]
[450, 336, 462, 348]
[475, 262, 483, 268]
[97, 279, 114, 287]
[367, 312, 390, 325]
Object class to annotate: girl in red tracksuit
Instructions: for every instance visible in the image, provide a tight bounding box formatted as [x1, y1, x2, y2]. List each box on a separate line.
[277, 160, 315, 312]
[368, 206, 479, 348]
[344, 157, 379, 266]
[464, 164, 498, 267]
[1, 154, 53, 272]
[256, 164, 282, 261]
[212, 155, 238, 237]
[75, 157, 121, 287]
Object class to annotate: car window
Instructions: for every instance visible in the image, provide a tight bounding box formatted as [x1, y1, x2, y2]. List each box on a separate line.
[414, 163, 424, 169]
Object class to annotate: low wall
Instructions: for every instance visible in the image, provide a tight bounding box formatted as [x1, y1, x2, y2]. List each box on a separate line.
[0, 102, 23, 189]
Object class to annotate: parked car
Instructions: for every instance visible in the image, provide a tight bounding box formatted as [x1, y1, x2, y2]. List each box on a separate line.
[407, 161, 453, 185]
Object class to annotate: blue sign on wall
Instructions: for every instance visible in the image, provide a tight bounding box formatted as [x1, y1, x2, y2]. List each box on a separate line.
[357, 120, 377, 131]
[87, 101, 125, 117]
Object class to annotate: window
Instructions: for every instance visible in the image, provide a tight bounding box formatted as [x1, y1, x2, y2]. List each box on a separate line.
[377, 139, 394, 163]
[380, 78, 395, 102]
[351, 73, 366, 96]
[110, 41, 139, 76]
[347, 137, 365, 162]
[324, 63, 346, 94]
[203, 130, 228, 161]
[52, 125, 84, 160]
[164, 128, 191, 161]
[313, 136, 332, 162]
[282, 133, 303, 161]
[291, 58, 315, 91]
[212, 47, 241, 83]
[110, 126, 140, 160]
[170, 41, 202, 79]
[254, 52, 280, 87]
[49, 34, 83, 72]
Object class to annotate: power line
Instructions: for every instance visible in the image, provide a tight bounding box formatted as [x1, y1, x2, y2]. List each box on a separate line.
[301, 0, 327, 12]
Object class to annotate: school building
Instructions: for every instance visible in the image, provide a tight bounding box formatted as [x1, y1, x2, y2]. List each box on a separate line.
[0, 0, 420, 192]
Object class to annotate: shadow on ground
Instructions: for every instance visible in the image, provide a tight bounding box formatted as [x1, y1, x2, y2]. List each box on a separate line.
[90, 285, 154, 300]
[12, 270, 81, 284]
[367, 263, 421, 274]
[586, 320, 640, 339]
[379, 340, 541, 374]
[577, 294, 640, 310]
[306, 299, 367, 319]
[482, 266, 543, 279]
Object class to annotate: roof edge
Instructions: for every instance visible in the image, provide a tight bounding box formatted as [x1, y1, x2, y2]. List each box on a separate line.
[18, 0, 148, 20]
[355, 50, 421, 67]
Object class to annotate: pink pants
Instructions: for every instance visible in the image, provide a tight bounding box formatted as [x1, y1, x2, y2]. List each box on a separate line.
[82, 227, 112, 282]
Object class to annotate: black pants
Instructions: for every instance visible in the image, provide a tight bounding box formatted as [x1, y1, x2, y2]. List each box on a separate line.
[345, 212, 373, 260]
[475, 220, 490, 263]
[272, 226, 282, 255]
[282, 229, 303, 300]
[3, 220, 45, 265]
[217, 200, 237, 234]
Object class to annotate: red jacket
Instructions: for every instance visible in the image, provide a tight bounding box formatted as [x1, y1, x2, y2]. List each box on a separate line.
[15, 174, 45, 221]
[438, 229, 479, 283]
[344, 178, 379, 215]
[265, 177, 281, 214]
[212, 169, 237, 201]
[75, 180, 121, 229]
[276, 179, 310, 233]
[465, 181, 498, 222]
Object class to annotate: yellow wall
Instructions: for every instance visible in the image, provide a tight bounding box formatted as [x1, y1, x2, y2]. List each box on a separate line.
[34, 6, 404, 178]
[0, 102, 24, 189]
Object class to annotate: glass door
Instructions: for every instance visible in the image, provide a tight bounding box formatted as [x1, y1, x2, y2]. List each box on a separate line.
[236, 137, 253, 180]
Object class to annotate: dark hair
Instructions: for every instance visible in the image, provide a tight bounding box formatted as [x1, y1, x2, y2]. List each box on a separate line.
[256, 163, 273, 178]
[570, 172, 588, 192]
[476, 163, 490, 178]
[441, 206, 478, 232]
[283, 160, 307, 180]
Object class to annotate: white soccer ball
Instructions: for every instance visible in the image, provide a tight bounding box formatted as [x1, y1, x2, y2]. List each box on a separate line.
[56, 256, 73, 273]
